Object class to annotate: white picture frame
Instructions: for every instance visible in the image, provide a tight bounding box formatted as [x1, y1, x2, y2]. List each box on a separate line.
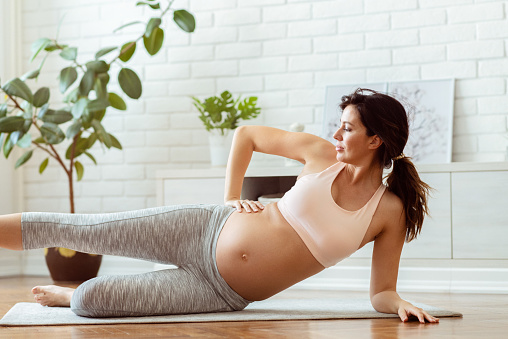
[322, 79, 455, 164]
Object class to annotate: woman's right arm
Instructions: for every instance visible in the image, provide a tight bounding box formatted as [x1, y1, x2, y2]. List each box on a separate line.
[224, 125, 334, 212]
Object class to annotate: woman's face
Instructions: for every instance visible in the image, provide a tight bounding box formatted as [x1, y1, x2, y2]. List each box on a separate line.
[333, 105, 377, 164]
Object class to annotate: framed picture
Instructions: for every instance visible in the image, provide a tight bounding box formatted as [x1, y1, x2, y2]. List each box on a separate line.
[322, 79, 455, 164]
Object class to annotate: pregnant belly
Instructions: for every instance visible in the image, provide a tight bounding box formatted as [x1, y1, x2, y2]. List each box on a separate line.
[216, 203, 324, 301]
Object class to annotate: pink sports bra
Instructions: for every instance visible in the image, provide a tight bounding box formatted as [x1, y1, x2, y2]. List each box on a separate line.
[277, 162, 386, 268]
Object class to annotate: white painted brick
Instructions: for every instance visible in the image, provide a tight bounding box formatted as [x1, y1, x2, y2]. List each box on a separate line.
[314, 34, 364, 53]
[240, 57, 287, 75]
[125, 147, 170, 164]
[189, 0, 236, 11]
[22, 10, 62, 28]
[312, 0, 363, 19]
[391, 9, 446, 29]
[238, 0, 286, 6]
[288, 19, 337, 38]
[454, 98, 477, 116]
[191, 60, 238, 78]
[289, 54, 338, 72]
[73, 197, 102, 213]
[265, 73, 313, 90]
[93, 148, 124, 164]
[101, 197, 146, 212]
[146, 130, 194, 146]
[191, 27, 237, 45]
[25, 198, 68, 213]
[420, 24, 476, 44]
[216, 42, 262, 59]
[393, 46, 446, 65]
[263, 38, 312, 56]
[239, 23, 287, 41]
[480, 58, 508, 76]
[81, 20, 122, 38]
[81, 181, 124, 197]
[365, 0, 417, 13]
[314, 69, 366, 87]
[453, 152, 505, 162]
[419, 0, 473, 8]
[339, 14, 390, 33]
[141, 81, 169, 98]
[263, 108, 314, 125]
[99, 3, 139, 22]
[477, 20, 508, 39]
[125, 180, 156, 196]
[367, 66, 420, 83]
[453, 135, 478, 153]
[170, 113, 205, 129]
[454, 115, 506, 135]
[478, 134, 508, 152]
[216, 76, 264, 92]
[448, 3, 504, 24]
[455, 78, 505, 97]
[339, 50, 391, 69]
[256, 92, 288, 108]
[193, 12, 213, 28]
[24, 182, 69, 198]
[168, 79, 215, 95]
[448, 41, 505, 61]
[146, 97, 191, 113]
[366, 29, 419, 49]
[145, 64, 190, 80]
[263, 4, 312, 22]
[421, 61, 476, 79]
[102, 116, 124, 133]
[125, 115, 170, 131]
[288, 89, 325, 107]
[215, 8, 261, 26]
[102, 164, 145, 180]
[478, 95, 508, 115]
[112, 131, 145, 148]
[170, 146, 209, 163]
[169, 45, 214, 62]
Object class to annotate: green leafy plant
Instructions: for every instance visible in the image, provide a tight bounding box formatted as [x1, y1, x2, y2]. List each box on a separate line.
[0, 1, 195, 213]
[192, 91, 261, 136]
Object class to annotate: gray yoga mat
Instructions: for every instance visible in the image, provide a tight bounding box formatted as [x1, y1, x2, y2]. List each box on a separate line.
[0, 298, 462, 326]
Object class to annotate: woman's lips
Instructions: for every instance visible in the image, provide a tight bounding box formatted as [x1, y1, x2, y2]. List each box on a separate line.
[336, 145, 344, 151]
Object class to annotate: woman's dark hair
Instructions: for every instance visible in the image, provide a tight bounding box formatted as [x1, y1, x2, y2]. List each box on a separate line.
[339, 88, 431, 242]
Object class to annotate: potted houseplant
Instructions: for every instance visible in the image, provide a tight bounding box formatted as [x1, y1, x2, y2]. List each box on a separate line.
[192, 91, 261, 166]
[0, 0, 196, 283]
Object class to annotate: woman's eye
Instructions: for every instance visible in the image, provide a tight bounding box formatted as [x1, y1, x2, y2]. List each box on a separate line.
[343, 128, 351, 132]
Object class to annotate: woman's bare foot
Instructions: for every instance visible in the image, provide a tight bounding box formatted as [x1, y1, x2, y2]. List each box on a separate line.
[32, 285, 75, 307]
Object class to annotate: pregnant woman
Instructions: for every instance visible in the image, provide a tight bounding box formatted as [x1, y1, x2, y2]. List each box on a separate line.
[0, 88, 438, 323]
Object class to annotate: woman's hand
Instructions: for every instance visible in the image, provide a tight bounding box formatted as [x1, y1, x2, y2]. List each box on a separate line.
[397, 300, 439, 323]
[225, 199, 265, 213]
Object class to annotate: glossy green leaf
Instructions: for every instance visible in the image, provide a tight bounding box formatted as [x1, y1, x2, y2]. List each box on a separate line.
[65, 137, 88, 160]
[119, 42, 136, 62]
[16, 133, 32, 148]
[173, 10, 195, 33]
[71, 98, 89, 119]
[39, 158, 49, 174]
[2, 78, 33, 103]
[33, 87, 50, 107]
[91, 120, 112, 148]
[118, 68, 142, 99]
[95, 74, 109, 101]
[3, 134, 14, 159]
[87, 133, 97, 148]
[9, 131, 23, 145]
[20, 69, 40, 81]
[84, 151, 97, 165]
[86, 60, 109, 73]
[41, 109, 73, 124]
[93, 109, 106, 122]
[63, 87, 79, 104]
[0, 116, 25, 133]
[108, 133, 122, 150]
[145, 18, 161, 38]
[143, 27, 164, 56]
[88, 99, 109, 112]
[59, 67, 78, 93]
[95, 46, 117, 59]
[40, 122, 65, 144]
[74, 161, 84, 181]
[59, 47, 77, 61]
[66, 120, 82, 139]
[37, 103, 50, 119]
[0, 104, 7, 118]
[15, 149, 33, 168]
[108, 93, 127, 111]
[30, 38, 51, 62]
[79, 69, 95, 96]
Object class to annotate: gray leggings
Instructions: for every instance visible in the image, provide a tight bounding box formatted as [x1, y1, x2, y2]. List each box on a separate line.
[21, 204, 251, 318]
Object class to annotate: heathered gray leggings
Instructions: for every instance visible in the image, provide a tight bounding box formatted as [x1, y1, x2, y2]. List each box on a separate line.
[21, 204, 251, 318]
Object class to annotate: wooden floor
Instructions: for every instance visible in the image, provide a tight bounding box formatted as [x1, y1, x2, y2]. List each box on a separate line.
[0, 276, 507, 338]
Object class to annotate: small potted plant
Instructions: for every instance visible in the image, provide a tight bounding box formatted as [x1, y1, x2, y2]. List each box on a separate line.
[192, 90, 261, 166]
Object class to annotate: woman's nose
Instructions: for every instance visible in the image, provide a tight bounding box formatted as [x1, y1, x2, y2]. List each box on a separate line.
[333, 128, 342, 140]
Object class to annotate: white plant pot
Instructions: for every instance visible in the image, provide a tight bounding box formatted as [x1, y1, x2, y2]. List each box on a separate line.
[208, 129, 234, 167]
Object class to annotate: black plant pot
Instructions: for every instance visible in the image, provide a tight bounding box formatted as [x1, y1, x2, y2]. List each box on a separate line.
[45, 247, 102, 284]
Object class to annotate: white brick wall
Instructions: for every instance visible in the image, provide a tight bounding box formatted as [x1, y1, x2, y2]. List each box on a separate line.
[8, 0, 508, 213]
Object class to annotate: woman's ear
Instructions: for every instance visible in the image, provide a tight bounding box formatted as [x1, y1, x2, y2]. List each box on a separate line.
[369, 135, 383, 150]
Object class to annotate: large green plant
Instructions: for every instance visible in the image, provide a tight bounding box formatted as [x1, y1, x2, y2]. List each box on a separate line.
[0, 1, 195, 213]
[192, 91, 261, 136]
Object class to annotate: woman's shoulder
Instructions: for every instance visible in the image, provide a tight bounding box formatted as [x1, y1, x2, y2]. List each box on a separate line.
[378, 189, 405, 228]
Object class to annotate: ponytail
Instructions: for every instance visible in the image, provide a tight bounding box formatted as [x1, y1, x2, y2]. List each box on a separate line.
[386, 157, 431, 242]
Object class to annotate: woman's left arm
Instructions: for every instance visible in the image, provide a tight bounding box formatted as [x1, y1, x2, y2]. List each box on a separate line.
[370, 207, 439, 324]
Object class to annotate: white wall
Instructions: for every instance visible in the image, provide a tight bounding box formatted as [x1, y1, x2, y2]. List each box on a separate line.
[8, 0, 508, 214]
